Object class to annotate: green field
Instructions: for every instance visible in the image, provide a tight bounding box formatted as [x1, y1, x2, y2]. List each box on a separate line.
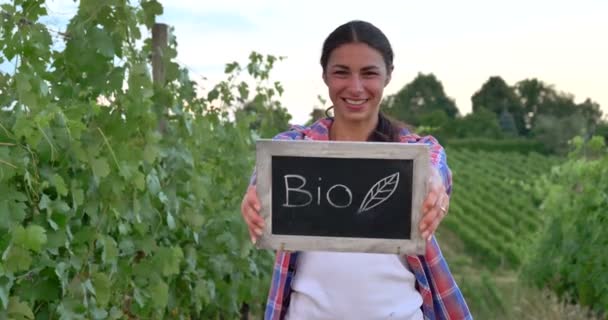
[436, 148, 572, 318]
[442, 148, 561, 269]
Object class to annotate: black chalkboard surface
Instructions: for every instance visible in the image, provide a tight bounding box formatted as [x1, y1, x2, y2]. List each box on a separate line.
[255, 139, 429, 254]
[271, 156, 413, 239]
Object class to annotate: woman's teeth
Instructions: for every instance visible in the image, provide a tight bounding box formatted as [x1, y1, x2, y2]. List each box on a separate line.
[344, 98, 367, 105]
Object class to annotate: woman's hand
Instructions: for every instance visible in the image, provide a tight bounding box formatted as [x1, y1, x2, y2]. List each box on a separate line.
[241, 185, 265, 244]
[419, 167, 449, 241]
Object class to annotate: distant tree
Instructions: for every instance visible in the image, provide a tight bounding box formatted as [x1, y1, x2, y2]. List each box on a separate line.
[498, 109, 518, 136]
[235, 96, 292, 138]
[383, 73, 459, 126]
[418, 109, 449, 128]
[514, 79, 603, 136]
[440, 108, 503, 139]
[306, 94, 329, 125]
[472, 76, 526, 136]
[595, 120, 608, 144]
[514, 78, 555, 131]
[577, 98, 603, 135]
[532, 113, 586, 154]
[306, 108, 326, 125]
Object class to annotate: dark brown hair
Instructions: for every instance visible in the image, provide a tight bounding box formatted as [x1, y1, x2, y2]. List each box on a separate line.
[320, 20, 403, 142]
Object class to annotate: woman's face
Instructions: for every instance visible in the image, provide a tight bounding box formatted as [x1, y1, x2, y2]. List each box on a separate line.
[323, 42, 391, 124]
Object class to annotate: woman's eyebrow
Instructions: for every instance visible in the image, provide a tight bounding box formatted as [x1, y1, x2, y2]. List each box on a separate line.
[331, 64, 350, 70]
[331, 65, 380, 71]
[361, 66, 380, 71]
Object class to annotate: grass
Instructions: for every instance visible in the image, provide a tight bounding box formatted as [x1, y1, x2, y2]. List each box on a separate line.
[436, 229, 603, 320]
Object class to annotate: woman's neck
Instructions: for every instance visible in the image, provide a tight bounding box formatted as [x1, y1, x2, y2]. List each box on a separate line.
[329, 116, 378, 141]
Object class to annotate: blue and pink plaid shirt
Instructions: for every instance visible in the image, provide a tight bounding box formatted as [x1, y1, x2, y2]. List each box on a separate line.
[259, 118, 472, 320]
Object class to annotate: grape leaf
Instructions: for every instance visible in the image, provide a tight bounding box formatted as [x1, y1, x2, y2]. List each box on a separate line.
[3, 246, 32, 273]
[51, 174, 68, 197]
[91, 157, 111, 178]
[156, 247, 183, 277]
[91, 272, 111, 307]
[12, 225, 47, 252]
[149, 280, 168, 309]
[7, 296, 34, 320]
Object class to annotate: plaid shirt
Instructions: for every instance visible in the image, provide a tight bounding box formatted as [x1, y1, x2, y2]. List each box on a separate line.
[260, 118, 472, 320]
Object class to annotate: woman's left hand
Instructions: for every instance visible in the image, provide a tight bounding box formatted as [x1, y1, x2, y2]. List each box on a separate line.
[419, 167, 450, 241]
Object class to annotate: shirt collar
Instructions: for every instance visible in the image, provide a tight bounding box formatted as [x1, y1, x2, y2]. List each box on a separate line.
[293, 116, 411, 141]
[294, 117, 333, 141]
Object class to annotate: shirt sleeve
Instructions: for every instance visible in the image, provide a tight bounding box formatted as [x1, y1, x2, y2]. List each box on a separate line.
[400, 133, 453, 196]
[408, 236, 473, 319]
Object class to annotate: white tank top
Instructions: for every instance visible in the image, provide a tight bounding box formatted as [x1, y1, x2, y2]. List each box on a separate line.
[284, 251, 424, 320]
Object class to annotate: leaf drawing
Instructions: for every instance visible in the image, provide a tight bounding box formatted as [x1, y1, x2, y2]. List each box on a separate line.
[357, 172, 400, 214]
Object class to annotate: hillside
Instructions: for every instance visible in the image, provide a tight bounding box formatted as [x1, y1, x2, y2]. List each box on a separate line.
[440, 148, 562, 270]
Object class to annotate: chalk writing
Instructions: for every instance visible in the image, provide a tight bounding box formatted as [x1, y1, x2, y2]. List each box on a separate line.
[358, 172, 400, 213]
[282, 172, 399, 212]
[283, 174, 312, 207]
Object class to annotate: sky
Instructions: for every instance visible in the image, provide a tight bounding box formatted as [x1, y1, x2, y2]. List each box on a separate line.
[13, 0, 608, 124]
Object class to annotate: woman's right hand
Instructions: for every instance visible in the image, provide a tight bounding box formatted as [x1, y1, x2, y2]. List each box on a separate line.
[240, 185, 265, 244]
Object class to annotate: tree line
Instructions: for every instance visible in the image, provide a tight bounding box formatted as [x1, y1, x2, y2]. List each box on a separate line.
[305, 74, 605, 154]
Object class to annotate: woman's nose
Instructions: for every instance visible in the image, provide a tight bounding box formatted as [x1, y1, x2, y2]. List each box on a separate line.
[347, 75, 364, 94]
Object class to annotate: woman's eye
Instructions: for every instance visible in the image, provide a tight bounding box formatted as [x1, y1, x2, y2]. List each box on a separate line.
[363, 72, 378, 77]
[333, 70, 348, 75]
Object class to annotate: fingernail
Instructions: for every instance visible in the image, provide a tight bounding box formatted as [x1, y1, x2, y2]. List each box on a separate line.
[251, 236, 257, 245]
[254, 204, 261, 211]
[421, 232, 428, 240]
[427, 234, 433, 242]
[255, 228, 263, 236]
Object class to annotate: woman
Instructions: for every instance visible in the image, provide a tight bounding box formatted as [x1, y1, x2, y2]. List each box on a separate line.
[241, 20, 471, 320]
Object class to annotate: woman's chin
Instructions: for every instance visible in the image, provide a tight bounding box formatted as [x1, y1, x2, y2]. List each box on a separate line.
[336, 108, 375, 122]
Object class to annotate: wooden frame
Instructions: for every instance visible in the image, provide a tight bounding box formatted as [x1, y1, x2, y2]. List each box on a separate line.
[255, 139, 429, 255]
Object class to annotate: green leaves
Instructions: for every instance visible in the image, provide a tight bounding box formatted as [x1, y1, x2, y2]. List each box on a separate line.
[100, 236, 118, 265]
[0, 193, 27, 230]
[3, 246, 32, 273]
[195, 279, 216, 305]
[0, 0, 287, 318]
[2, 225, 47, 273]
[140, 0, 164, 28]
[0, 276, 11, 309]
[133, 171, 146, 191]
[12, 225, 47, 253]
[91, 157, 111, 178]
[156, 247, 183, 277]
[146, 170, 161, 195]
[51, 174, 68, 197]
[91, 273, 111, 307]
[7, 296, 34, 320]
[15, 73, 32, 98]
[522, 137, 608, 312]
[149, 280, 168, 309]
[89, 27, 115, 58]
[143, 144, 160, 164]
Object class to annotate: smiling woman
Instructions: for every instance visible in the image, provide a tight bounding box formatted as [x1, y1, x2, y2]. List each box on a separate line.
[240, 20, 472, 320]
[324, 43, 388, 134]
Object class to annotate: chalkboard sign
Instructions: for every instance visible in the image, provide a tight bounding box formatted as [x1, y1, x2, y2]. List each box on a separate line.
[255, 139, 429, 255]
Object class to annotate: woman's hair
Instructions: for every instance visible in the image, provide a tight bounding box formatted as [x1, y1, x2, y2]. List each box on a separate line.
[320, 20, 403, 142]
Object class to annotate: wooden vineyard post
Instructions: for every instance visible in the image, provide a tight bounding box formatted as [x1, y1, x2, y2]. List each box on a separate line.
[152, 23, 168, 134]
